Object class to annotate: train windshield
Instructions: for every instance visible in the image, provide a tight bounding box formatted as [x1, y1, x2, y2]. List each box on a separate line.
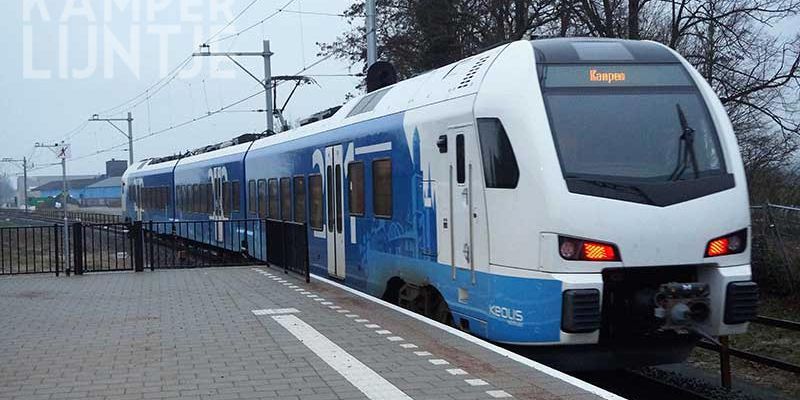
[541, 64, 726, 182]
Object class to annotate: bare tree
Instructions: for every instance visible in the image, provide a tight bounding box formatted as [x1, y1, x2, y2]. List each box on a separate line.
[0, 174, 15, 206]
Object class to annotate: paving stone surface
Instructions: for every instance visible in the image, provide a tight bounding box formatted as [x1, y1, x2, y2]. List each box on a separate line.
[0, 267, 612, 400]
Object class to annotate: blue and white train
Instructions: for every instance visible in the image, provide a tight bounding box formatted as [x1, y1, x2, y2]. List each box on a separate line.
[122, 38, 759, 368]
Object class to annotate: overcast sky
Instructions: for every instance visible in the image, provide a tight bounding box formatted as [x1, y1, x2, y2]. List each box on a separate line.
[1, 0, 361, 179]
[1, 1, 797, 181]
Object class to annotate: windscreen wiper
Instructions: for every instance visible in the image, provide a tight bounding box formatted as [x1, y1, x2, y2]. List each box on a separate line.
[567, 177, 655, 205]
[670, 104, 700, 181]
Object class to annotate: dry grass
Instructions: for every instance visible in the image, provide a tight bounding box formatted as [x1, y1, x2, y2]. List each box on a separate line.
[687, 294, 800, 398]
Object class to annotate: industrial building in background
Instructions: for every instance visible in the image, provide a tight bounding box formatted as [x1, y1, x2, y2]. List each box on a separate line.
[24, 158, 126, 209]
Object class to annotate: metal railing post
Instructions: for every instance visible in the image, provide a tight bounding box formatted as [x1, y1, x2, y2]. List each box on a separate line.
[72, 223, 83, 275]
[132, 221, 144, 272]
[720, 336, 732, 389]
[53, 224, 60, 277]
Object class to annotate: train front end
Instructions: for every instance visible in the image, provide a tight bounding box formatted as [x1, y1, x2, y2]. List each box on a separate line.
[474, 39, 758, 367]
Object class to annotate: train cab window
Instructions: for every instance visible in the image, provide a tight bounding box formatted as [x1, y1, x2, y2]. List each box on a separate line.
[373, 159, 393, 218]
[477, 118, 519, 188]
[248, 180, 256, 214]
[293, 176, 306, 223]
[280, 178, 291, 221]
[348, 162, 364, 216]
[456, 134, 465, 184]
[268, 179, 279, 219]
[257, 179, 267, 218]
[232, 181, 241, 213]
[309, 174, 323, 230]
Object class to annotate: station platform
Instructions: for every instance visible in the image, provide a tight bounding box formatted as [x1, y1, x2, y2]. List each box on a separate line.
[0, 266, 625, 400]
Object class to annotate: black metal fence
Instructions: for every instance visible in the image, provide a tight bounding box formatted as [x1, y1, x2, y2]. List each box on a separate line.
[265, 219, 310, 282]
[0, 224, 62, 276]
[751, 203, 800, 295]
[72, 222, 135, 274]
[143, 219, 266, 269]
[0, 209, 121, 224]
[0, 213, 309, 280]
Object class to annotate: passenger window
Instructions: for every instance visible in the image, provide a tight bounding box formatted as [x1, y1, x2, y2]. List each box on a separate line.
[205, 183, 213, 213]
[232, 181, 241, 212]
[193, 184, 200, 212]
[268, 178, 279, 219]
[257, 179, 267, 218]
[348, 162, 364, 216]
[280, 178, 291, 221]
[477, 118, 519, 189]
[248, 180, 256, 214]
[293, 176, 306, 223]
[456, 134, 465, 184]
[223, 181, 231, 216]
[373, 159, 393, 218]
[309, 174, 323, 230]
[326, 166, 334, 232]
[335, 165, 343, 233]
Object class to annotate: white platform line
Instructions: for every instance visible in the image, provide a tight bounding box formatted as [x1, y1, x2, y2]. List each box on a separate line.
[311, 273, 626, 400]
[446, 368, 467, 376]
[252, 308, 300, 316]
[464, 378, 488, 386]
[414, 351, 432, 357]
[487, 390, 513, 398]
[272, 314, 413, 400]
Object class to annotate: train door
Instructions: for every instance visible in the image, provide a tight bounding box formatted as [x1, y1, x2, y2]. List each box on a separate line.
[325, 145, 346, 279]
[447, 125, 476, 283]
[209, 167, 228, 242]
[134, 180, 143, 221]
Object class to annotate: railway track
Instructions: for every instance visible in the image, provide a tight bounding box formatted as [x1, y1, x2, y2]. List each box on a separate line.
[576, 369, 718, 400]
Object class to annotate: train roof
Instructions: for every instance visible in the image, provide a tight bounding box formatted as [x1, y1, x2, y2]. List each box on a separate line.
[248, 42, 512, 152]
[530, 38, 679, 64]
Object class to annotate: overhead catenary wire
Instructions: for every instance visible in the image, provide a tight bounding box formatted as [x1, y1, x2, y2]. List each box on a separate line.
[207, 0, 298, 44]
[205, 0, 265, 44]
[60, 53, 337, 166]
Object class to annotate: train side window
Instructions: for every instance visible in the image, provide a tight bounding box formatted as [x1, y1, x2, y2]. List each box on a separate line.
[248, 180, 256, 214]
[268, 178, 279, 219]
[182, 186, 188, 211]
[280, 178, 291, 221]
[335, 165, 343, 233]
[223, 181, 231, 216]
[348, 162, 364, 216]
[257, 179, 267, 218]
[309, 174, 323, 230]
[232, 181, 241, 213]
[193, 184, 201, 212]
[293, 176, 306, 223]
[373, 159, 393, 218]
[477, 118, 519, 189]
[326, 166, 334, 232]
[456, 134, 465, 184]
[206, 183, 213, 213]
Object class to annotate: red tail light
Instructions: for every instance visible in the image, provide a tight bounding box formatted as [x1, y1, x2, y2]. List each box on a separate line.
[559, 236, 620, 262]
[705, 230, 747, 257]
[583, 242, 617, 261]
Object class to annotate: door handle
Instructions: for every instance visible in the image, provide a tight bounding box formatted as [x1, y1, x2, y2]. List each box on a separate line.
[462, 243, 471, 263]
